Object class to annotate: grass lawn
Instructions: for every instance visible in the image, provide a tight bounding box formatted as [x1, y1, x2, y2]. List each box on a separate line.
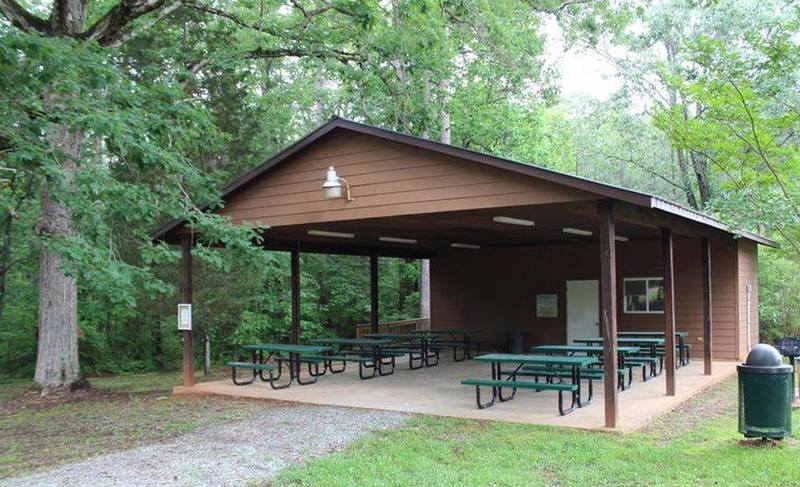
[275, 379, 800, 487]
[0, 369, 267, 479]
[2, 371, 800, 486]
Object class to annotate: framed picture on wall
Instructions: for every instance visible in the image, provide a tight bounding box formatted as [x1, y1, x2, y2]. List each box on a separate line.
[536, 294, 558, 318]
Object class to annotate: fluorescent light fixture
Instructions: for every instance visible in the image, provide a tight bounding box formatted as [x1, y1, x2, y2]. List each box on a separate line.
[493, 216, 535, 227]
[451, 243, 481, 250]
[615, 235, 629, 242]
[563, 227, 593, 237]
[379, 236, 418, 244]
[308, 230, 355, 239]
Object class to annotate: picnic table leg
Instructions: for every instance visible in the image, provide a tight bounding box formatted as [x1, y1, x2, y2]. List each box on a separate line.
[576, 366, 592, 407]
[230, 365, 257, 386]
[497, 363, 519, 402]
[307, 356, 326, 377]
[295, 355, 318, 386]
[358, 347, 378, 380]
[557, 365, 577, 416]
[326, 358, 346, 373]
[324, 348, 346, 374]
[377, 346, 395, 376]
[678, 336, 687, 366]
[250, 350, 258, 382]
[650, 345, 658, 377]
[424, 339, 439, 367]
[266, 357, 292, 390]
[473, 361, 498, 409]
[258, 350, 277, 382]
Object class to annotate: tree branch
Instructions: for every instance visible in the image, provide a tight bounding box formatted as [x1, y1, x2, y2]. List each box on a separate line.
[526, 0, 593, 15]
[81, 0, 181, 47]
[0, 0, 50, 35]
[181, 1, 284, 37]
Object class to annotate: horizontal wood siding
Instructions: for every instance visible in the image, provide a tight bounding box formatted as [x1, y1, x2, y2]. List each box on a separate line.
[219, 130, 593, 227]
[430, 237, 745, 359]
[737, 240, 759, 358]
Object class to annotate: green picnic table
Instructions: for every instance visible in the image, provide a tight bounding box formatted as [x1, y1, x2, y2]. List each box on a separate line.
[462, 353, 598, 415]
[410, 328, 482, 361]
[363, 333, 437, 369]
[618, 331, 691, 366]
[309, 337, 396, 379]
[529, 345, 640, 390]
[232, 343, 332, 389]
[574, 337, 664, 378]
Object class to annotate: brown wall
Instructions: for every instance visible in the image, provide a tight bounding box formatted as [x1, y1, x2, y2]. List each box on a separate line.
[219, 130, 593, 227]
[430, 236, 749, 360]
[737, 240, 759, 357]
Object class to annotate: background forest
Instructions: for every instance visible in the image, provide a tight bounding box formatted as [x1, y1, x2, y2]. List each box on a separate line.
[1, 0, 799, 379]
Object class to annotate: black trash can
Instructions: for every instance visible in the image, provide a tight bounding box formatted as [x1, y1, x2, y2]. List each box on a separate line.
[738, 344, 793, 440]
[507, 331, 528, 354]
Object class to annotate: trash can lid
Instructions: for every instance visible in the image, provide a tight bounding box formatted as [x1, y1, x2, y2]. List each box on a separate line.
[738, 343, 793, 374]
[746, 344, 784, 366]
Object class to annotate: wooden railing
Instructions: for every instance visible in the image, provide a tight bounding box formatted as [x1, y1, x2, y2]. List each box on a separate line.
[355, 317, 431, 338]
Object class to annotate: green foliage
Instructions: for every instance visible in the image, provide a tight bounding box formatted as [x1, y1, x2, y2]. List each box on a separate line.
[4, 0, 800, 378]
[757, 248, 800, 343]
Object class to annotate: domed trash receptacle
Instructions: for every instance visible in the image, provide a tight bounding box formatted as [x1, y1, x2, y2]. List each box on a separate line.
[738, 344, 793, 440]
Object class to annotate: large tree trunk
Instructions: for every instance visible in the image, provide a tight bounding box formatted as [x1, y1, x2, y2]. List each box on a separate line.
[29, 0, 89, 393]
[419, 259, 430, 318]
[419, 106, 452, 320]
[690, 151, 712, 207]
[674, 148, 699, 209]
[35, 185, 80, 390]
[34, 104, 82, 391]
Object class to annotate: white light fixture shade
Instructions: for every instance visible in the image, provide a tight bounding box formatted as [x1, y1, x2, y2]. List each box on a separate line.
[493, 216, 535, 227]
[614, 235, 629, 242]
[451, 243, 481, 249]
[563, 227, 593, 237]
[322, 166, 343, 199]
[379, 236, 418, 244]
[308, 230, 355, 239]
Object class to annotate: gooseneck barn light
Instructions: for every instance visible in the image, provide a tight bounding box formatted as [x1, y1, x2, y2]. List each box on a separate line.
[322, 166, 354, 202]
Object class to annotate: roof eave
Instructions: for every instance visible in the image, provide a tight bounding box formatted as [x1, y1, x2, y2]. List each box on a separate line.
[650, 197, 778, 248]
[151, 116, 778, 248]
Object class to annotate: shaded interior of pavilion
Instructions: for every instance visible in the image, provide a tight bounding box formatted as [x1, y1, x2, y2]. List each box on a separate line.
[173, 197, 727, 430]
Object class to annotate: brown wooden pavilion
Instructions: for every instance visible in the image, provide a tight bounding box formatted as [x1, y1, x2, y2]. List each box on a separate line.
[153, 117, 775, 428]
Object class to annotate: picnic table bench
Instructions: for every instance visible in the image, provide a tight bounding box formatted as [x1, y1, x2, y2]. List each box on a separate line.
[529, 345, 640, 390]
[308, 337, 395, 379]
[618, 331, 691, 366]
[410, 328, 482, 361]
[574, 337, 665, 379]
[462, 354, 598, 415]
[363, 333, 439, 369]
[230, 343, 332, 389]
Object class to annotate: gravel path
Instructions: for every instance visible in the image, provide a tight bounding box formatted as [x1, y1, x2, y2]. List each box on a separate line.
[1, 404, 409, 487]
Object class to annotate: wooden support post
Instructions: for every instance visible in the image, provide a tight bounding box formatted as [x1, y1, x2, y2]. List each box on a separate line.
[370, 254, 379, 333]
[598, 200, 618, 429]
[661, 228, 676, 396]
[291, 245, 300, 345]
[180, 237, 195, 387]
[702, 238, 713, 375]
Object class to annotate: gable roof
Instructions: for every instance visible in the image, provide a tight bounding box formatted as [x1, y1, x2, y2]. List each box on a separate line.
[152, 116, 777, 247]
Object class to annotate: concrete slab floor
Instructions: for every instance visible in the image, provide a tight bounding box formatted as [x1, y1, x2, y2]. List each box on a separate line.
[174, 356, 737, 433]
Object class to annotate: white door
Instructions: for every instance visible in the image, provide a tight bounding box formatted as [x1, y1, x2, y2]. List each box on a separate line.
[567, 280, 599, 344]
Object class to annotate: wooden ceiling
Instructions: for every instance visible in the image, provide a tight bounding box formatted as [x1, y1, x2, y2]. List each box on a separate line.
[260, 201, 662, 257]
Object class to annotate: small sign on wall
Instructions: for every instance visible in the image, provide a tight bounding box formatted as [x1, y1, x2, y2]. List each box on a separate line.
[536, 294, 558, 318]
[177, 303, 192, 331]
